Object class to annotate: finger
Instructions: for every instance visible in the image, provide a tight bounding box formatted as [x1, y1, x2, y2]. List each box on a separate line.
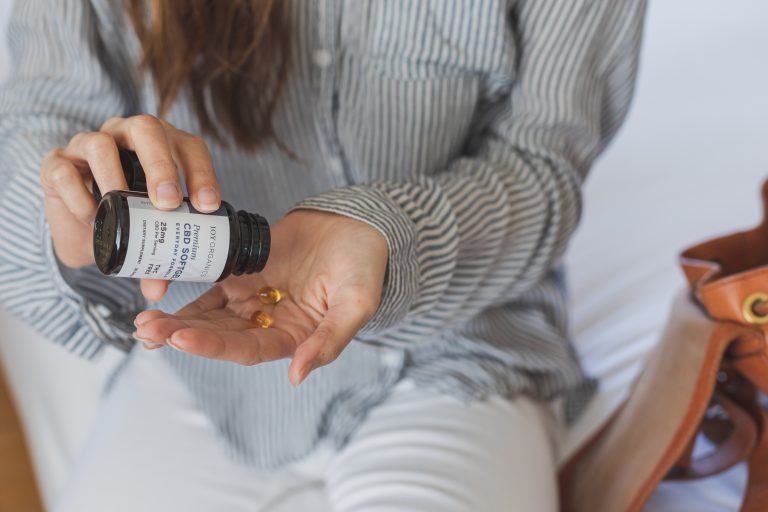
[62, 132, 127, 195]
[40, 151, 97, 223]
[288, 292, 376, 386]
[166, 125, 221, 213]
[44, 197, 94, 268]
[134, 315, 189, 343]
[134, 305, 250, 333]
[40, 151, 97, 267]
[101, 115, 182, 210]
[134, 308, 168, 328]
[136, 313, 256, 343]
[132, 330, 164, 350]
[176, 286, 227, 316]
[169, 327, 295, 365]
[134, 285, 228, 331]
[140, 278, 169, 302]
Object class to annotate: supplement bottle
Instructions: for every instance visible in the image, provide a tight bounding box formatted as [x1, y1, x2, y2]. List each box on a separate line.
[93, 191, 270, 283]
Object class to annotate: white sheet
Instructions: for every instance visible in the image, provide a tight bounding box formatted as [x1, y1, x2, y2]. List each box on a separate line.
[1, 1, 767, 510]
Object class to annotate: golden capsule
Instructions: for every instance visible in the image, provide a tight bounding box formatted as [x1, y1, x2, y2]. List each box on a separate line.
[257, 286, 283, 305]
[251, 310, 274, 329]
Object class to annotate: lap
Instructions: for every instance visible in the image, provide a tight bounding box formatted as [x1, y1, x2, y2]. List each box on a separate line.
[329, 381, 559, 512]
[54, 349, 559, 512]
[53, 349, 326, 512]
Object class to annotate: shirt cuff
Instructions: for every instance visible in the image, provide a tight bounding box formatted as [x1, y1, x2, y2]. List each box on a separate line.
[291, 185, 419, 332]
[47, 226, 141, 354]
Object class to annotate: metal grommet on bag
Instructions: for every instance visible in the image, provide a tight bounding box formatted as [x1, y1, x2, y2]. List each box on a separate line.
[741, 292, 768, 324]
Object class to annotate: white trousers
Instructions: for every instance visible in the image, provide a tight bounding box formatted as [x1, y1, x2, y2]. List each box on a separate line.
[54, 349, 559, 512]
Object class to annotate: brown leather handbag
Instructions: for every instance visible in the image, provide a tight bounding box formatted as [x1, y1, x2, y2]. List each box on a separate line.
[560, 181, 768, 511]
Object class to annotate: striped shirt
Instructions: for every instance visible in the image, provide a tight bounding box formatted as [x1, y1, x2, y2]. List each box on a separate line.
[0, 0, 645, 468]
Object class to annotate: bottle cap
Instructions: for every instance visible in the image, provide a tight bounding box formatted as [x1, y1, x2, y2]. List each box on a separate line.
[92, 149, 148, 202]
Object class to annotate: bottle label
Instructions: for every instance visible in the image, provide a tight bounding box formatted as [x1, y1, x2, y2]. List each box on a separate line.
[117, 196, 231, 282]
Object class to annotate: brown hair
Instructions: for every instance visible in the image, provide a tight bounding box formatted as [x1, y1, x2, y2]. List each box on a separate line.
[126, 0, 291, 151]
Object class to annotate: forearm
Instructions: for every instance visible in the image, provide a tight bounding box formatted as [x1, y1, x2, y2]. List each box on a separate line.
[294, 0, 646, 334]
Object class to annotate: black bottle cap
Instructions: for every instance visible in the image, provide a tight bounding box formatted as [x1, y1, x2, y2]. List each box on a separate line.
[248, 213, 271, 273]
[92, 149, 148, 202]
[233, 211, 271, 275]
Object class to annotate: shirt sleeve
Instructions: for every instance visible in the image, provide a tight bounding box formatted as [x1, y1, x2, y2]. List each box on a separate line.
[0, 0, 143, 357]
[293, 0, 646, 333]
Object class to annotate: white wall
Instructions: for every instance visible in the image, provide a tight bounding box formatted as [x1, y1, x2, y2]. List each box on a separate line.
[569, 0, 768, 320]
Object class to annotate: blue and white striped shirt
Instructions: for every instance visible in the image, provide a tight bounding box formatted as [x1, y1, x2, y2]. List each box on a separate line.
[0, 0, 645, 468]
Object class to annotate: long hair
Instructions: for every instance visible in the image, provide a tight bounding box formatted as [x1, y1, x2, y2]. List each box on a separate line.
[126, 0, 291, 151]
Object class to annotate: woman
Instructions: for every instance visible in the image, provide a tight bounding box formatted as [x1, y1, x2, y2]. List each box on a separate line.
[0, 0, 645, 510]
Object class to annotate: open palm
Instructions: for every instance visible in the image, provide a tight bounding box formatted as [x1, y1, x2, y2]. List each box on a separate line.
[134, 210, 388, 385]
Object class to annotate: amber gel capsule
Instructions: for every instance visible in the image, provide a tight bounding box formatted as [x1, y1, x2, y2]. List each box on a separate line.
[251, 311, 274, 328]
[93, 190, 270, 282]
[258, 286, 283, 305]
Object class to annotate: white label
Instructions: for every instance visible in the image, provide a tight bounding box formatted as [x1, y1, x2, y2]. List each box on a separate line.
[117, 196, 231, 282]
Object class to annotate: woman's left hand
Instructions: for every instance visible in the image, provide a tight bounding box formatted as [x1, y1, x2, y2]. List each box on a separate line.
[133, 210, 388, 386]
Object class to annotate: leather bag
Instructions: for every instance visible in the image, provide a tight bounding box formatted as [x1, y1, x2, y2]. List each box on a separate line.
[559, 181, 768, 511]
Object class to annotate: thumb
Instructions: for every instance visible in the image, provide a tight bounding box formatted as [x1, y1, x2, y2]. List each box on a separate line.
[288, 296, 375, 386]
[141, 278, 170, 302]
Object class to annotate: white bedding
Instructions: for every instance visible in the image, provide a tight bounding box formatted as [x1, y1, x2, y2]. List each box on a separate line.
[1, 1, 767, 510]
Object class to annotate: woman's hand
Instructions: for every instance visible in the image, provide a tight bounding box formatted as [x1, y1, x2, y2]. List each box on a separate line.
[39, 115, 220, 300]
[134, 210, 388, 386]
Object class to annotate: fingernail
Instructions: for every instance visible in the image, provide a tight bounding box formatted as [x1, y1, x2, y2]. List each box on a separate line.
[156, 181, 180, 209]
[143, 342, 164, 350]
[132, 331, 155, 344]
[166, 338, 184, 352]
[296, 363, 314, 386]
[197, 187, 219, 212]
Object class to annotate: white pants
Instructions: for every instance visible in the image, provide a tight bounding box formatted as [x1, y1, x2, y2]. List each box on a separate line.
[54, 349, 559, 512]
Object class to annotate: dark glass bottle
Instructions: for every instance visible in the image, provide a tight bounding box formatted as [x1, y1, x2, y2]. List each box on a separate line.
[92, 157, 269, 282]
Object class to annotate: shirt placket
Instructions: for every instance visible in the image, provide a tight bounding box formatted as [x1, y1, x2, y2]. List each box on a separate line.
[313, 0, 352, 186]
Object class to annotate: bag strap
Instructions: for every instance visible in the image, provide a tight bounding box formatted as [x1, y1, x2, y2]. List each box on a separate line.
[718, 369, 768, 512]
[667, 390, 757, 480]
[742, 406, 768, 512]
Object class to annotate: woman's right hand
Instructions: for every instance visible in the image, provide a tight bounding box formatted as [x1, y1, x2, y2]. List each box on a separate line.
[39, 115, 221, 301]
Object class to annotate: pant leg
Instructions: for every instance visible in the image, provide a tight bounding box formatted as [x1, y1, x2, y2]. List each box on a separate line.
[53, 349, 331, 512]
[54, 347, 558, 512]
[325, 381, 559, 512]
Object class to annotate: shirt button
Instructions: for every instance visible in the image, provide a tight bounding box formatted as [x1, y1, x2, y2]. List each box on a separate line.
[328, 156, 344, 174]
[313, 48, 332, 68]
[381, 351, 401, 367]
